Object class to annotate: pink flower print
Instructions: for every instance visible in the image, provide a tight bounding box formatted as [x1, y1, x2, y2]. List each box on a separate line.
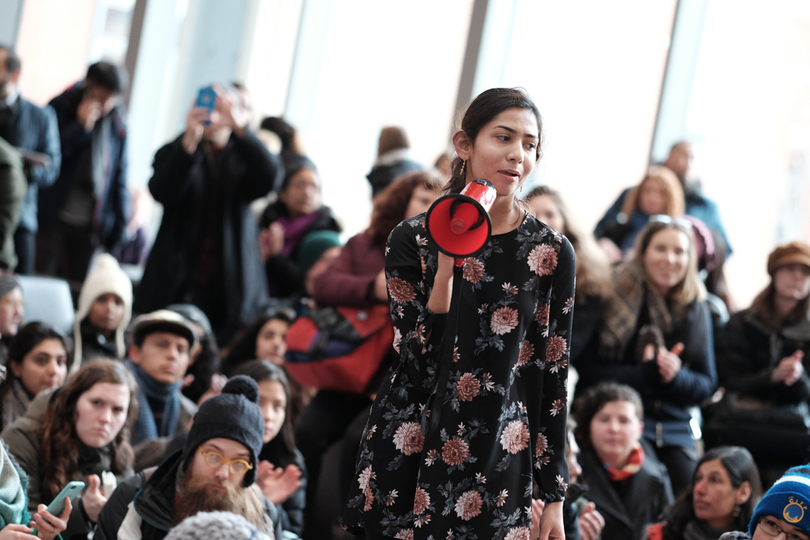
[363, 489, 374, 511]
[546, 336, 567, 363]
[491, 307, 519, 335]
[500, 420, 530, 454]
[393, 422, 424, 455]
[535, 454, 550, 469]
[454, 490, 483, 521]
[385, 489, 398, 506]
[388, 277, 416, 303]
[550, 357, 568, 374]
[392, 328, 401, 353]
[550, 398, 566, 416]
[414, 514, 431, 528]
[496, 489, 508, 507]
[365, 425, 377, 440]
[453, 347, 459, 363]
[456, 373, 480, 401]
[562, 296, 574, 314]
[534, 303, 550, 326]
[441, 438, 469, 466]
[527, 244, 558, 276]
[482, 373, 495, 391]
[557, 474, 568, 491]
[535, 433, 548, 457]
[415, 234, 428, 246]
[504, 527, 531, 540]
[358, 466, 375, 490]
[475, 472, 487, 484]
[502, 282, 518, 295]
[413, 487, 431, 515]
[517, 341, 534, 367]
[395, 530, 414, 540]
[463, 257, 485, 283]
[424, 449, 438, 466]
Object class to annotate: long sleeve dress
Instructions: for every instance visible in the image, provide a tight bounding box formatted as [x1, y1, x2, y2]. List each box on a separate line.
[343, 212, 575, 539]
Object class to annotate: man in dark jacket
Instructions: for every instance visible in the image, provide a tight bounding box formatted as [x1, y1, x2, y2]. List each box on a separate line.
[95, 375, 284, 540]
[37, 61, 129, 283]
[134, 85, 282, 342]
[0, 46, 61, 274]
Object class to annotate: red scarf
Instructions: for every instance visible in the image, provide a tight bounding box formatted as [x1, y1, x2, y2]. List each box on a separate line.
[606, 442, 645, 482]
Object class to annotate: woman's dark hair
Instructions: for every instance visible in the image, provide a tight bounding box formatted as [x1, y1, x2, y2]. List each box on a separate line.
[2, 322, 73, 399]
[166, 304, 221, 404]
[37, 358, 138, 500]
[232, 360, 300, 469]
[658, 446, 762, 540]
[445, 87, 543, 195]
[572, 382, 643, 450]
[750, 277, 810, 332]
[367, 170, 442, 247]
[259, 116, 303, 156]
[222, 306, 297, 376]
[279, 154, 318, 193]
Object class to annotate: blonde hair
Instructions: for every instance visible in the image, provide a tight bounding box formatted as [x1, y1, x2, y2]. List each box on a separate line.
[621, 166, 684, 218]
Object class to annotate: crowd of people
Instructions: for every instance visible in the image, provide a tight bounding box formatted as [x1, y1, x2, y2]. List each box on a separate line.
[0, 47, 809, 540]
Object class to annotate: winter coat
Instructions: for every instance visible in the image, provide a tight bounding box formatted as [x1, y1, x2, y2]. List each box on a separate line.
[579, 443, 674, 540]
[41, 85, 128, 248]
[0, 137, 25, 270]
[94, 450, 283, 540]
[1, 389, 134, 540]
[716, 308, 810, 403]
[311, 231, 386, 308]
[134, 131, 282, 329]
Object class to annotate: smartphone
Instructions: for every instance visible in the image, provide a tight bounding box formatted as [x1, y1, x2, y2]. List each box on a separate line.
[196, 86, 217, 125]
[46, 481, 85, 516]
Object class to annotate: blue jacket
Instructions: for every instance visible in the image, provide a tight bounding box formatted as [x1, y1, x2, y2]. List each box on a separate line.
[3, 96, 61, 233]
[594, 185, 732, 255]
[39, 84, 129, 249]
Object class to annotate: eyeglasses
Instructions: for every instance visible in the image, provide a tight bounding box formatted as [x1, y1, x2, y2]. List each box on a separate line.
[0, 297, 24, 310]
[759, 517, 808, 540]
[648, 214, 693, 229]
[198, 446, 253, 475]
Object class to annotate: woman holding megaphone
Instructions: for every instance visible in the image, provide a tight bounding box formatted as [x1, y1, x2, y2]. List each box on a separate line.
[343, 88, 575, 540]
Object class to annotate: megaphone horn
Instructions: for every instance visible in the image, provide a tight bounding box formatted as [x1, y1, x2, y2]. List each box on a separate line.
[425, 179, 497, 259]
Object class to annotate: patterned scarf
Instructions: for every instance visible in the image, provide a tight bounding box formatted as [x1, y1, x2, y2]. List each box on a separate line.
[599, 262, 689, 362]
[605, 442, 645, 482]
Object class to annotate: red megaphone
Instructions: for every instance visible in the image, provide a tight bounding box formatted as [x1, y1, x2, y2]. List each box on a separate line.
[425, 179, 497, 258]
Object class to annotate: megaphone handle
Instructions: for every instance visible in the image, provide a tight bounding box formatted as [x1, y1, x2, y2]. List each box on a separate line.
[454, 258, 464, 268]
[423, 264, 464, 434]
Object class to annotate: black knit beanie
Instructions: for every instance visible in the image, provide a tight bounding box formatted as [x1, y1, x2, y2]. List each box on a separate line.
[183, 375, 265, 486]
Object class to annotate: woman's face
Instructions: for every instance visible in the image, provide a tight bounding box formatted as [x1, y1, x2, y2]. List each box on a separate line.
[10, 338, 68, 396]
[280, 168, 322, 218]
[258, 380, 287, 444]
[255, 319, 289, 366]
[74, 382, 130, 448]
[638, 177, 668, 216]
[692, 459, 749, 529]
[773, 263, 810, 303]
[459, 107, 539, 197]
[87, 293, 125, 335]
[643, 228, 690, 295]
[404, 185, 439, 220]
[589, 400, 643, 467]
[0, 287, 24, 337]
[528, 195, 565, 233]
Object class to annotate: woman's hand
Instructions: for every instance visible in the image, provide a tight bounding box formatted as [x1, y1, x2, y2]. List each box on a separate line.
[0, 524, 36, 539]
[255, 461, 303, 505]
[374, 270, 388, 302]
[29, 497, 71, 540]
[537, 501, 565, 540]
[578, 502, 605, 540]
[598, 238, 623, 264]
[259, 223, 285, 262]
[196, 374, 228, 406]
[182, 104, 209, 154]
[772, 350, 805, 386]
[657, 343, 684, 384]
[426, 252, 456, 315]
[529, 499, 545, 540]
[81, 474, 108, 523]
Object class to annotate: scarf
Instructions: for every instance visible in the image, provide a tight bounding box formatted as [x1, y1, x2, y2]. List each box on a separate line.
[0, 379, 30, 432]
[128, 361, 182, 444]
[605, 441, 644, 482]
[599, 262, 689, 362]
[0, 443, 28, 528]
[277, 212, 320, 257]
[684, 518, 739, 540]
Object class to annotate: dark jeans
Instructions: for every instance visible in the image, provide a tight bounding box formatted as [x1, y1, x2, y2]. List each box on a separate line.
[13, 227, 35, 275]
[36, 222, 96, 283]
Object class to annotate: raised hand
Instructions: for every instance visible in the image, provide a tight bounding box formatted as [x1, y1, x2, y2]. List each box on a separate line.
[657, 342, 685, 384]
[578, 502, 605, 540]
[29, 497, 71, 540]
[255, 460, 303, 505]
[81, 474, 108, 523]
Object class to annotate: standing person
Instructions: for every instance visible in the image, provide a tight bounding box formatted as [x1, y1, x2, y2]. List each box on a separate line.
[0, 46, 61, 275]
[135, 85, 282, 342]
[0, 136, 26, 271]
[343, 88, 575, 540]
[38, 62, 128, 283]
[365, 127, 423, 197]
[579, 218, 717, 495]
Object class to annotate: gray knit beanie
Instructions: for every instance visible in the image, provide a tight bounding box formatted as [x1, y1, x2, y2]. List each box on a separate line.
[164, 511, 271, 540]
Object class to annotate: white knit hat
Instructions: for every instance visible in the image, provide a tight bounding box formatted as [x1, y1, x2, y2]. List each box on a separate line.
[72, 254, 133, 374]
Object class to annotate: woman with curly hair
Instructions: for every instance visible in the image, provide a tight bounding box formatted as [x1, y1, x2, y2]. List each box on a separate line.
[1, 358, 138, 539]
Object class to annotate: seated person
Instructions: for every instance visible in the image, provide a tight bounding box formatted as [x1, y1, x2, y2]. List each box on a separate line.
[1, 358, 138, 539]
[573, 382, 674, 540]
[646, 446, 761, 540]
[720, 463, 810, 540]
[0, 322, 70, 431]
[166, 304, 222, 405]
[714, 241, 810, 474]
[579, 218, 717, 495]
[126, 310, 198, 446]
[72, 254, 132, 372]
[0, 274, 24, 361]
[94, 376, 285, 539]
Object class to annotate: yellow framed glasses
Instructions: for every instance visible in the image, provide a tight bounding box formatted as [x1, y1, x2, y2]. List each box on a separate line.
[198, 446, 253, 475]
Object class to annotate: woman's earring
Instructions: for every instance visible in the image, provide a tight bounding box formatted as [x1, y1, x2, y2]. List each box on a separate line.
[460, 160, 466, 179]
[732, 504, 741, 518]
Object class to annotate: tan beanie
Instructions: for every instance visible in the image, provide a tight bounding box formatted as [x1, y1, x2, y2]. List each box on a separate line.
[767, 241, 810, 276]
[72, 254, 133, 374]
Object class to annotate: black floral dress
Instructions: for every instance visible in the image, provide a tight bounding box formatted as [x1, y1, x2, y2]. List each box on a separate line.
[343, 212, 575, 540]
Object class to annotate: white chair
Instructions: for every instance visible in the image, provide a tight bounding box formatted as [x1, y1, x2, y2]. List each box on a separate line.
[17, 275, 75, 335]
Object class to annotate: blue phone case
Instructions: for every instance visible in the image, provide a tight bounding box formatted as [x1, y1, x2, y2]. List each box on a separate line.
[46, 480, 85, 516]
[196, 86, 217, 124]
